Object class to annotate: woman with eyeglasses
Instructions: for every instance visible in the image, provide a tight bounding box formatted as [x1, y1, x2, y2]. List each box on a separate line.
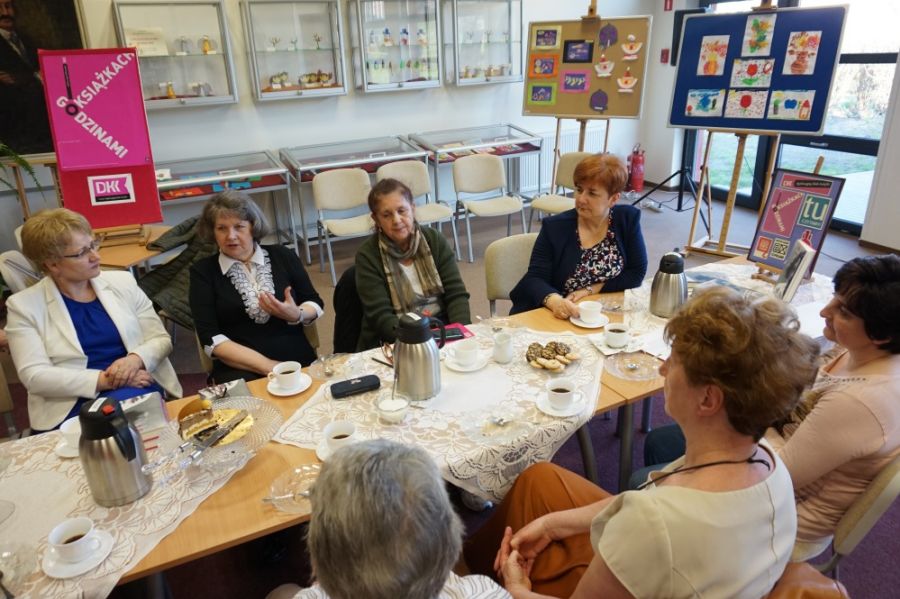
[465, 287, 820, 599]
[6, 208, 182, 432]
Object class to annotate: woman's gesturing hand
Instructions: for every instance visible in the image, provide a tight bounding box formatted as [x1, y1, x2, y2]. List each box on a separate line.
[500, 549, 534, 595]
[259, 286, 303, 323]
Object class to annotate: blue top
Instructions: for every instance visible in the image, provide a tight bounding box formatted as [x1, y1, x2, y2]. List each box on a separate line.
[510, 205, 648, 314]
[62, 295, 163, 406]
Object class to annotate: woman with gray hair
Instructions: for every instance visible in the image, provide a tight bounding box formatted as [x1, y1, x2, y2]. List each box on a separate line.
[189, 190, 323, 383]
[269, 439, 509, 599]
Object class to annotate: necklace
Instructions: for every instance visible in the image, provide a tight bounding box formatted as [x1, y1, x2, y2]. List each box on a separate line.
[637, 448, 771, 490]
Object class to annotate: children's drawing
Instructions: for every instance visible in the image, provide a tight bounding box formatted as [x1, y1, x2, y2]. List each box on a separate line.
[697, 35, 729, 76]
[561, 70, 590, 93]
[783, 31, 821, 75]
[685, 89, 725, 117]
[563, 40, 594, 63]
[725, 90, 768, 118]
[621, 34, 643, 61]
[593, 54, 614, 77]
[527, 82, 556, 105]
[590, 89, 609, 113]
[730, 59, 774, 88]
[529, 54, 558, 78]
[598, 23, 618, 49]
[617, 67, 638, 93]
[533, 27, 561, 50]
[741, 13, 777, 56]
[769, 90, 815, 120]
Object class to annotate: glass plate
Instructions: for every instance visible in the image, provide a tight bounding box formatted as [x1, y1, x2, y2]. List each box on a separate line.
[268, 464, 321, 514]
[605, 352, 662, 381]
[0, 541, 37, 587]
[464, 411, 532, 445]
[308, 353, 351, 380]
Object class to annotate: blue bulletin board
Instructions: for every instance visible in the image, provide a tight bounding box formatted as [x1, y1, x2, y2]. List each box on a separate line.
[668, 5, 847, 135]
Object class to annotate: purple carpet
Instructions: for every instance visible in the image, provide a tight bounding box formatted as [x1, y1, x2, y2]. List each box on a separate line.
[5, 380, 898, 597]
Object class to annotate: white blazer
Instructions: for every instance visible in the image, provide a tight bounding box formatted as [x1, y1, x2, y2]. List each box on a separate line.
[6, 271, 182, 431]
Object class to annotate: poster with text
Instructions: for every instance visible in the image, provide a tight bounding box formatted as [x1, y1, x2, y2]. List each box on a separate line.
[39, 48, 161, 228]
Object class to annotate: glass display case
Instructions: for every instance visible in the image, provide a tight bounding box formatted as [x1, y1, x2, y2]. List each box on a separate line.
[113, 0, 239, 109]
[442, 0, 522, 86]
[279, 136, 429, 262]
[408, 123, 541, 204]
[241, 0, 347, 101]
[348, 0, 442, 92]
[155, 151, 298, 253]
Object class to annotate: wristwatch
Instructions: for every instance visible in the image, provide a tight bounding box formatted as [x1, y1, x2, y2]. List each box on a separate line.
[585, 285, 594, 295]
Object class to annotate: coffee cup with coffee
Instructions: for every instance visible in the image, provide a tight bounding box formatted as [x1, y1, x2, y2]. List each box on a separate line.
[323, 420, 357, 456]
[60, 416, 81, 450]
[451, 339, 480, 367]
[605, 324, 630, 349]
[268, 361, 303, 390]
[578, 301, 604, 325]
[546, 378, 576, 410]
[48, 517, 101, 563]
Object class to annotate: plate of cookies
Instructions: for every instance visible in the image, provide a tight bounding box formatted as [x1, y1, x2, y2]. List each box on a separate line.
[524, 341, 581, 374]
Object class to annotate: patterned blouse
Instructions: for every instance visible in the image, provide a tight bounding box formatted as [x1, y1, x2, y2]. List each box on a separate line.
[563, 216, 624, 295]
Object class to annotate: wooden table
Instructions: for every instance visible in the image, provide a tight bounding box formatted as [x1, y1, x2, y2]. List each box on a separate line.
[98, 225, 170, 273]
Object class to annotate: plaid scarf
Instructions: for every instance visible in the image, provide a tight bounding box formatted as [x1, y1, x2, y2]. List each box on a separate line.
[377, 225, 444, 316]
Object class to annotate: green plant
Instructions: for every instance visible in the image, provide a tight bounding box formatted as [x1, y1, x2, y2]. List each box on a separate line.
[1, 141, 40, 194]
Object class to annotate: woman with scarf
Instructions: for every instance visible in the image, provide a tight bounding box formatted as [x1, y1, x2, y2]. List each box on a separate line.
[355, 178, 471, 351]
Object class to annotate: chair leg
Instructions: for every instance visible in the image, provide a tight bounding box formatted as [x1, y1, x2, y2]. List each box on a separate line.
[324, 230, 337, 286]
[520, 208, 527, 233]
[464, 209, 474, 263]
[450, 216, 461, 262]
[489, 299, 496, 318]
[527, 207, 535, 232]
[317, 222, 325, 273]
[641, 397, 653, 433]
[506, 214, 512, 237]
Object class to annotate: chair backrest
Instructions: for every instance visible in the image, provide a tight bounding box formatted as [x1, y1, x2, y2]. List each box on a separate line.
[0, 250, 41, 293]
[332, 265, 363, 353]
[195, 332, 214, 374]
[452, 154, 506, 195]
[556, 151, 594, 191]
[485, 233, 538, 315]
[14, 224, 24, 251]
[312, 168, 372, 212]
[375, 160, 431, 199]
[832, 453, 900, 558]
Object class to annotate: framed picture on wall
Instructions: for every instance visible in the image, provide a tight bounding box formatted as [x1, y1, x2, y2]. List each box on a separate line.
[0, 0, 86, 156]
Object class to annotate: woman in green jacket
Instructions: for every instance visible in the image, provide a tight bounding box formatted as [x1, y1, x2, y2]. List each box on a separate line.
[355, 178, 471, 350]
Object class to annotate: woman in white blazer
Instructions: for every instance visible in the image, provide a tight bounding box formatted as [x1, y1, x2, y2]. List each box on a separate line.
[6, 209, 181, 432]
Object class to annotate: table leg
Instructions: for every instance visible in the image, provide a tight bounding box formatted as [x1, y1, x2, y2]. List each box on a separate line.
[576, 423, 599, 485]
[618, 404, 635, 492]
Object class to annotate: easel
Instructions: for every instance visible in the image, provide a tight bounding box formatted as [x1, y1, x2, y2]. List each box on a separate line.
[1, 152, 63, 220]
[95, 224, 151, 247]
[549, 116, 610, 189]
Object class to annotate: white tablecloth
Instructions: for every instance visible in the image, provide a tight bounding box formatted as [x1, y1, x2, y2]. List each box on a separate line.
[0, 429, 249, 598]
[274, 326, 602, 502]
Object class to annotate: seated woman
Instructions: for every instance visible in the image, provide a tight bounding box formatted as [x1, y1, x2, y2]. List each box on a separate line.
[465, 287, 820, 598]
[638, 255, 900, 549]
[6, 208, 182, 432]
[267, 439, 508, 599]
[355, 178, 470, 350]
[510, 154, 647, 318]
[189, 191, 323, 383]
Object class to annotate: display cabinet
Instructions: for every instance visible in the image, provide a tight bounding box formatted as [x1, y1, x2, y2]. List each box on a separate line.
[113, 0, 239, 109]
[241, 0, 347, 101]
[348, 0, 442, 92]
[279, 136, 429, 263]
[408, 123, 541, 204]
[442, 0, 522, 86]
[155, 151, 298, 253]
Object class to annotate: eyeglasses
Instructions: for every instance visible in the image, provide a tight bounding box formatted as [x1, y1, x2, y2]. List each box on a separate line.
[62, 239, 100, 259]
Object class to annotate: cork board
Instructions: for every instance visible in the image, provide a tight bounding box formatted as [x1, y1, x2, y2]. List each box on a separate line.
[522, 16, 652, 119]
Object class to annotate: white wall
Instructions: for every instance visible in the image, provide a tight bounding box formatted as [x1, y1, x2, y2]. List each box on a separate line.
[861, 59, 900, 251]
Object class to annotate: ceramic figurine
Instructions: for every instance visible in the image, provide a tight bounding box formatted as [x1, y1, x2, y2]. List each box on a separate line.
[201, 35, 212, 55]
[484, 30, 492, 44]
[417, 28, 427, 45]
[312, 33, 322, 50]
[400, 27, 409, 45]
[383, 28, 393, 46]
[368, 29, 377, 47]
[166, 81, 176, 99]
[289, 38, 298, 51]
[464, 31, 474, 44]
[270, 37, 280, 50]
[178, 36, 191, 54]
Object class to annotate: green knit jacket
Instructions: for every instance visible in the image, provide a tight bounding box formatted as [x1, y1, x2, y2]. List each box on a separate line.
[355, 227, 471, 351]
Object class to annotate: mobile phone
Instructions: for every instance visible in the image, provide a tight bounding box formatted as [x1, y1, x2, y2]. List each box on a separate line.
[433, 328, 465, 341]
[330, 375, 381, 399]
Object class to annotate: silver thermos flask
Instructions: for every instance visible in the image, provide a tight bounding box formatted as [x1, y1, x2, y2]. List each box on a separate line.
[649, 251, 689, 318]
[78, 397, 152, 507]
[393, 313, 445, 401]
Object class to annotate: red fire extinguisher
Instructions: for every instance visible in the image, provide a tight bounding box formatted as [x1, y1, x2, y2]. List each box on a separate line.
[627, 143, 645, 193]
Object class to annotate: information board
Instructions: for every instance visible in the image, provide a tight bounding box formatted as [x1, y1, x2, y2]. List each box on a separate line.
[523, 16, 652, 119]
[668, 5, 846, 134]
[749, 168, 844, 275]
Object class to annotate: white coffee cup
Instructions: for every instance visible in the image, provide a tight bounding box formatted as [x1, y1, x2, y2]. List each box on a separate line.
[492, 332, 514, 364]
[268, 361, 302, 390]
[323, 420, 357, 455]
[547, 378, 576, 410]
[605, 324, 630, 348]
[451, 339, 480, 367]
[48, 517, 101, 563]
[578, 301, 604, 324]
[60, 416, 81, 449]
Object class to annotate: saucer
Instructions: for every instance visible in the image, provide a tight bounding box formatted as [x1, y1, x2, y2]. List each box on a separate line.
[267, 373, 312, 397]
[444, 354, 489, 373]
[41, 530, 113, 579]
[315, 439, 331, 461]
[588, 333, 640, 356]
[569, 314, 610, 329]
[54, 441, 79, 459]
[536, 392, 585, 418]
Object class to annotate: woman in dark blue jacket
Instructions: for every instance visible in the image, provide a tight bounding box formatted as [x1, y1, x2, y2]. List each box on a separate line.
[511, 154, 647, 317]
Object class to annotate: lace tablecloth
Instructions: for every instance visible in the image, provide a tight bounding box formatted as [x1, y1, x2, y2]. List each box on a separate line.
[0, 428, 250, 598]
[274, 327, 602, 502]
